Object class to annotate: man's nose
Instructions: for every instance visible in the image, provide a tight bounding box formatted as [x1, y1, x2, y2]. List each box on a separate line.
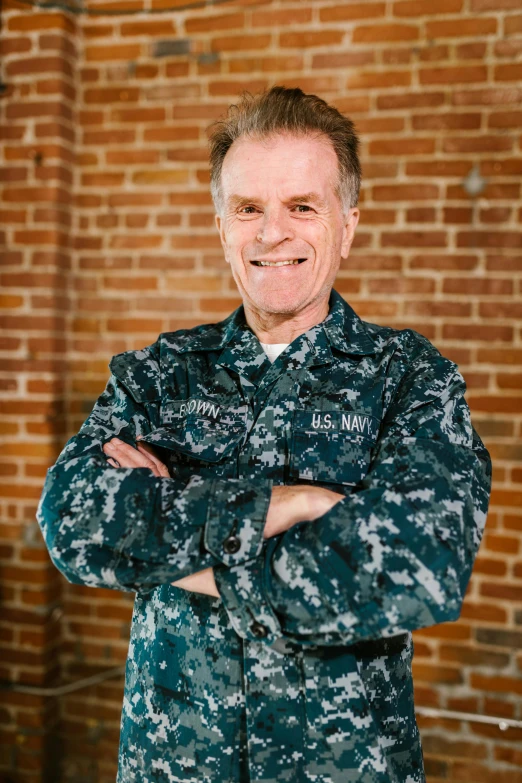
[256, 208, 294, 246]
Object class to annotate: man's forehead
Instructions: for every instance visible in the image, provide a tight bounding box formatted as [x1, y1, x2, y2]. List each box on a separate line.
[220, 133, 340, 204]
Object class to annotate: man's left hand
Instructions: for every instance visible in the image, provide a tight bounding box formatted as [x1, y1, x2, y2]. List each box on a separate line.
[102, 437, 220, 599]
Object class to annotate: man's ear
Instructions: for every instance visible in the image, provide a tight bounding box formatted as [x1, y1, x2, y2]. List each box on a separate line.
[340, 208, 360, 259]
[215, 214, 230, 264]
[215, 214, 225, 243]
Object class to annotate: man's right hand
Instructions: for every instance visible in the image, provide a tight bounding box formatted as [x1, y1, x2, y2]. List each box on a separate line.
[263, 485, 345, 539]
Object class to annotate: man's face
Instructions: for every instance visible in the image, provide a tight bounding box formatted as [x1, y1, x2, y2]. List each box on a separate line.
[215, 132, 359, 320]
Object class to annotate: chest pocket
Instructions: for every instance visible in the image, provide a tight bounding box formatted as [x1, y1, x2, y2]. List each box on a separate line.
[140, 412, 245, 479]
[289, 410, 380, 489]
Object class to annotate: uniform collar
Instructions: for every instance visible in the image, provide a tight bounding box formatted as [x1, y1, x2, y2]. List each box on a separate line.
[175, 289, 376, 359]
[174, 290, 375, 390]
[322, 289, 376, 356]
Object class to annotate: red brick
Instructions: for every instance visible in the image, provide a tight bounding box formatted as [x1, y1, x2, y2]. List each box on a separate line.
[495, 63, 522, 83]
[497, 371, 522, 388]
[479, 207, 512, 223]
[6, 56, 72, 78]
[120, 19, 176, 36]
[412, 112, 481, 131]
[495, 39, 522, 58]
[280, 30, 344, 47]
[443, 135, 513, 153]
[453, 87, 522, 106]
[468, 395, 522, 412]
[85, 43, 142, 61]
[211, 33, 271, 52]
[0, 36, 32, 55]
[110, 107, 165, 123]
[420, 65, 488, 85]
[6, 100, 72, 121]
[208, 79, 269, 97]
[426, 17, 497, 37]
[461, 602, 507, 624]
[443, 207, 473, 224]
[406, 160, 470, 177]
[473, 0, 520, 7]
[404, 301, 471, 318]
[412, 663, 463, 684]
[394, 0, 462, 14]
[478, 348, 522, 365]
[457, 231, 522, 249]
[444, 325, 513, 342]
[373, 184, 438, 201]
[83, 129, 136, 145]
[253, 7, 312, 26]
[368, 278, 435, 294]
[314, 51, 374, 70]
[84, 87, 139, 104]
[418, 43, 449, 62]
[352, 23, 418, 43]
[320, 3, 386, 22]
[443, 278, 512, 296]
[7, 12, 75, 32]
[369, 138, 435, 155]
[382, 231, 447, 248]
[347, 70, 411, 89]
[184, 11, 244, 33]
[489, 110, 522, 128]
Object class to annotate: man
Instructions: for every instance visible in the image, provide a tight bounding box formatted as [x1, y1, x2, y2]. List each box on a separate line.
[37, 87, 492, 783]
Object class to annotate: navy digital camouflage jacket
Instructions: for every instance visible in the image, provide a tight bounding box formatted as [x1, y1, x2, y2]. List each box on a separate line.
[37, 289, 492, 783]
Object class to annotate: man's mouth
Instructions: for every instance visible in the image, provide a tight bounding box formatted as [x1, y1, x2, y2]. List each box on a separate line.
[251, 258, 307, 267]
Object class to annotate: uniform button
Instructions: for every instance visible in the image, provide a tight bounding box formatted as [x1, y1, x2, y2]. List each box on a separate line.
[223, 535, 241, 554]
[250, 621, 268, 639]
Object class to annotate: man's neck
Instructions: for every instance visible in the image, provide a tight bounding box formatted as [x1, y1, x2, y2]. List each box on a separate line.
[244, 298, 330, 345]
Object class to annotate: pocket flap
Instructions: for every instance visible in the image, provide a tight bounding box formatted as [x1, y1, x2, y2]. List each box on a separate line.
[290, 409, 380, 487]
[140, 421, 243, 463]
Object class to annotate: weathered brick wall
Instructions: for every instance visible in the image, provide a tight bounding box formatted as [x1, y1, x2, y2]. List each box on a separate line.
[1, 5, 77, 781]
[1, 0, 521, 781]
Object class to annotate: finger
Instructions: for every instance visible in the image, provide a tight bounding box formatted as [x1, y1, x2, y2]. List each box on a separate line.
[137, 442, 170, 478]
[106, 457, 121, 468]
[103, 439, 160, 475]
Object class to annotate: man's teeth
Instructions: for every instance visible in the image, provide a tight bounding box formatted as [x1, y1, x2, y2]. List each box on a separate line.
[255, 259, 301, 266]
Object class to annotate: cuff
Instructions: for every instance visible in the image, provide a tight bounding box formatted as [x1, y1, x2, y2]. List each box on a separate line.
[213, 552, 289, 649]
[203, 478, 272, 567]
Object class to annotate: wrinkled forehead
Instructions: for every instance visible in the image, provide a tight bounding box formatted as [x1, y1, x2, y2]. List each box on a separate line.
[220, 131, 341, 203]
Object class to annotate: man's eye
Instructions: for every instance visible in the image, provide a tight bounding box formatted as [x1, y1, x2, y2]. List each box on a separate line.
[239, 206, 258, 214]
[294, 204, 312, 213]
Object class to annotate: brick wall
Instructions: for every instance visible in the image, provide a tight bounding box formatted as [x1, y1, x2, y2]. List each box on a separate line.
[1, 0, 521, 780]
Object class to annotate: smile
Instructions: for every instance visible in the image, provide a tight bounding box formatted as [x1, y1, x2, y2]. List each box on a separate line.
[251, 258, 307, 267]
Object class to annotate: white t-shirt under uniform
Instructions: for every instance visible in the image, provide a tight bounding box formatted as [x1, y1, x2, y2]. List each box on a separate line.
[260, 343, 290, 363]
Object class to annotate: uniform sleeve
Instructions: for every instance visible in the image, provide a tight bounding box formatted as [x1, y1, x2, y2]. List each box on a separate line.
[213, 349, 492, 649]
[37, 357, 271, 593]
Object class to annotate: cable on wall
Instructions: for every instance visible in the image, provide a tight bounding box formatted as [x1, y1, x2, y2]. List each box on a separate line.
[2, 671, 522, 732]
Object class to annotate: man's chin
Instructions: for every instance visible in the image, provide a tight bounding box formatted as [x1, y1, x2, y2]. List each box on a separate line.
[248, 292, 310, 317]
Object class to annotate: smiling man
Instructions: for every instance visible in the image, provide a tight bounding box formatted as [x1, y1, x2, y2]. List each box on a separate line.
[37, 87, 491, 783]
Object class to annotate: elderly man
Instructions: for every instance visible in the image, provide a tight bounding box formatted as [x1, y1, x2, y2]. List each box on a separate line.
[38, 87, 491, 783]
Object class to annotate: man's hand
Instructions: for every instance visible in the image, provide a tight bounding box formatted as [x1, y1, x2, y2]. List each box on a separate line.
[264, 485, 345, 539]
[171, 567, 220, 599]
[102, 438, 219, 598]
[103, 437, 170, 477]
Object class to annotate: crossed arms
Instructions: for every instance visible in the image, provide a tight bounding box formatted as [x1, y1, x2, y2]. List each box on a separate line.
[102, 436, 345, 599]
[37, 343, 491, 648]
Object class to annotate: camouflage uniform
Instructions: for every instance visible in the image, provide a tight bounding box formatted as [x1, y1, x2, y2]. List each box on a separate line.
[37, 289, 492, 783]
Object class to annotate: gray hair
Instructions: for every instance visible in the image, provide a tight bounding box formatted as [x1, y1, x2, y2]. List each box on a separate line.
[208, 85, 361, 214]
